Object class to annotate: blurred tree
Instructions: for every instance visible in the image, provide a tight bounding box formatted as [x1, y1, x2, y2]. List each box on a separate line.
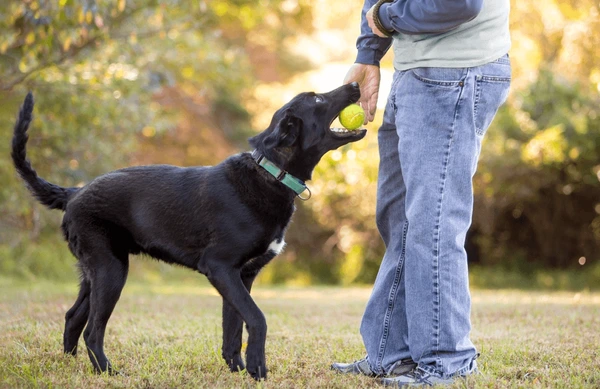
[265, 0, 600, 284]
[1, 0, 599, 283]
[468, 0, 600, 270]
[472, 69, 600, 268]
[0, 0, 314, 278]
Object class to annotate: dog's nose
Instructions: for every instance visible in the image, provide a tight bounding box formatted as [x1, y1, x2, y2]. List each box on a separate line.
[350, 82, 359, 89]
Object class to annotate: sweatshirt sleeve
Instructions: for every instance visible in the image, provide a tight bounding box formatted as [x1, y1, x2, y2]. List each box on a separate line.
[355, 0, 393, 67]
[377, 0, 484, 35]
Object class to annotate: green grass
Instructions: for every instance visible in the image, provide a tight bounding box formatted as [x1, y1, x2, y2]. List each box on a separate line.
[1, 279, 599, 388]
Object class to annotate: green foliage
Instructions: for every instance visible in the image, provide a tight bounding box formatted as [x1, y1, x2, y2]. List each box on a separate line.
[0, 237, 78, 281]
[1, 0, 599, 285]
[470, 263, 600, 291]
[0, 0, 313, 261]
[472, 69, 600, 268]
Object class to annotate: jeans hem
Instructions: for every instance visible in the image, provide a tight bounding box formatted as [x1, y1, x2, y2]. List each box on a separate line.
[418, 356, 478, 379]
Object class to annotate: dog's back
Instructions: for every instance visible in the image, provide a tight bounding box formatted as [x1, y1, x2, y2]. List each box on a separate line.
[61, 157, 294, 270]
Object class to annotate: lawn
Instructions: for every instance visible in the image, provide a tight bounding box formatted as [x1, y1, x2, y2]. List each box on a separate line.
[1, 279, 599, 388]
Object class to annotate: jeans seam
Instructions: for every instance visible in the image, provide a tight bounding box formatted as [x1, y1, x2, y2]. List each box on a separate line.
[474, 76, 511, 136]
[473, 77, 482, 135]
[431, 72, 467, 368]
[480, 75, 511, 82]
[391, 70, 407, 111]
[375, 220, 408, 373]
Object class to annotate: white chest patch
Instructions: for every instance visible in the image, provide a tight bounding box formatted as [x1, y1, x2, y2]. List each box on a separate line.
[268, 239, 286, 255]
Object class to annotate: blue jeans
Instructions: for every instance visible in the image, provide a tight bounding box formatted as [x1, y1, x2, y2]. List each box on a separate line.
[361, 55, 511, 378]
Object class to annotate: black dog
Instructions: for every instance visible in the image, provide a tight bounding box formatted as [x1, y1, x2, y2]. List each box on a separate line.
[11, 83, 365, 380]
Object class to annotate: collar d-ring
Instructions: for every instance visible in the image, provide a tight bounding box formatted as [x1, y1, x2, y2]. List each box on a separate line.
[297, 186, 312, 201]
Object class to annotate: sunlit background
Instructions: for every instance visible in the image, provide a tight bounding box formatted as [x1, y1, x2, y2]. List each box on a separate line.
[0, 0, 598, 289]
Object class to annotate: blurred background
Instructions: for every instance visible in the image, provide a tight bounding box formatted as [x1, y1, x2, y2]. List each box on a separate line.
[0, 0, 598, 290]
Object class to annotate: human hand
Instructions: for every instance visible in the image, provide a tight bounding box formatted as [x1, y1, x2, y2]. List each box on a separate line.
[366, 5, 387, 38]
[343, 63, 381, 124]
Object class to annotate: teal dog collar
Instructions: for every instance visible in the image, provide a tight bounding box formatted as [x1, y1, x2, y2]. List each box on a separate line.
[251, 150, 311, 200]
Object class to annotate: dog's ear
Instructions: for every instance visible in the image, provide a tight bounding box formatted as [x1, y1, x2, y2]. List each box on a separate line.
[262, 113, 303, 149]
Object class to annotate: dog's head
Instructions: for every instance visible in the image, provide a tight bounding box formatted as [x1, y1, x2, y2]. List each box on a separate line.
[249, 82, 367, 181]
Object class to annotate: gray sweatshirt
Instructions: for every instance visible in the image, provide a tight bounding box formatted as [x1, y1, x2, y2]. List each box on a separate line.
[356, 0, 511, 70]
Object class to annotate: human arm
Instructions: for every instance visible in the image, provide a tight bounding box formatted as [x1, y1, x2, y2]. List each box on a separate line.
[344, 0, 392, 124]
[376, 0, 484, 36]
[355, 0, 394, 67]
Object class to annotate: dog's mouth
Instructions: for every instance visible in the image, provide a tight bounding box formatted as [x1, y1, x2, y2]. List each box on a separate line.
[324, 83, 367, 140]
[329, 126, 367, 137]
[330, 126, 359, 134]
[328, 110, 367, 138]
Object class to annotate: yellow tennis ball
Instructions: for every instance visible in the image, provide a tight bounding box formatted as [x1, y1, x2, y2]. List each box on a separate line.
[339, 104, 365, 130]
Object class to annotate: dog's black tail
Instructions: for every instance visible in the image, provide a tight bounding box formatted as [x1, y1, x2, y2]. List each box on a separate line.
[11, 92, 78, 211]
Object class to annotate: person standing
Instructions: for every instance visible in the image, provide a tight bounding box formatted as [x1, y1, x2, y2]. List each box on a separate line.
[331, 0, 511, 386]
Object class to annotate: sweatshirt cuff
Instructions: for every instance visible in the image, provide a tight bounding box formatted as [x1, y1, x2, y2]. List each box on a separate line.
[377, 3, 394, 33]
[356, 48, 383, 67]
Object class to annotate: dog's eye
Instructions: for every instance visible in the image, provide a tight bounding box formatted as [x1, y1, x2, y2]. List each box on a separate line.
[315, 96, 324, 103]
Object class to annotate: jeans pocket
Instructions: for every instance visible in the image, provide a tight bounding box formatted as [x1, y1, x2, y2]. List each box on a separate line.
[410, 67, 467, 87]
[473, 75, 511, 136]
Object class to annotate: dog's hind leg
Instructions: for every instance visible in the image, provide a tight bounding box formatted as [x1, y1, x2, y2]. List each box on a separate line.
[64, 277, 91, 356]
[83, 249, 129, 375]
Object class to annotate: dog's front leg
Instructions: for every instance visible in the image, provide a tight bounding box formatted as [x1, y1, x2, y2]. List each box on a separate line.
[207, 265, 267, 380]
[221, 272, 256, 373]
[222, 300, 245, 372]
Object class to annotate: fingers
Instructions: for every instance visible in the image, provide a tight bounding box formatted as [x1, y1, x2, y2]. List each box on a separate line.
[367, 91, 378, 123]
[366, 5, 387, 38]
[361, 81, 379, 123]
[357, 101, 368, 125]
[361, 101, 376, 124]
[368, 19, 386, 37]
[344, 63, 380, 124]
[358, 97, 376, 124]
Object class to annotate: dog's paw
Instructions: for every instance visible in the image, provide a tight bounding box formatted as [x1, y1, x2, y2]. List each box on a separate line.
[92, 362, 123, 376]
[225, 355, 245, 373]
[247, 365, 268, 381]
[63, 346, 78, 357]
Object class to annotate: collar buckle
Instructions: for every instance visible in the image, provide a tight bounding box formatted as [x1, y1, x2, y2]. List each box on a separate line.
[252, 150, 264, 164]
[251, 150, 310, 199]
